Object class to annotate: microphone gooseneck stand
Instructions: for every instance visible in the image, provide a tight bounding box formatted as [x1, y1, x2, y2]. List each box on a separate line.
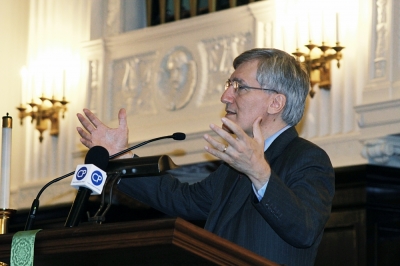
[24, 171, 74, 231]
[24, 132, 186, 231]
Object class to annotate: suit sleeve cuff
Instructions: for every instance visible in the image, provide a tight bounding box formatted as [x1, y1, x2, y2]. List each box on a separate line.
[252, 181, 269, 201]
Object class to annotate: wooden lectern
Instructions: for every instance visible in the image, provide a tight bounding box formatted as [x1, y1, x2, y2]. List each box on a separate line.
[0, 217, 279, 265]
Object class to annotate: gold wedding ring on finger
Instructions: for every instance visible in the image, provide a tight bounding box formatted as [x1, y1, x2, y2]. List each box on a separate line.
[222, 145, 227, 153]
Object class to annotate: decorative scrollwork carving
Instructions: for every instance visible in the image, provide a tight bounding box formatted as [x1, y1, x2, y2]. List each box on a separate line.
[362, 138, 400, 164]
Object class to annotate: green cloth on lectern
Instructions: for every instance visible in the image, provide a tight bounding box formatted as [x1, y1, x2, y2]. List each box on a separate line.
[10, 229, 42, 266]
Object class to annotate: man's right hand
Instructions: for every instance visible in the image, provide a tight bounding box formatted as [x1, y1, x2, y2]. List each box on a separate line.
[76, 108, 132, 159]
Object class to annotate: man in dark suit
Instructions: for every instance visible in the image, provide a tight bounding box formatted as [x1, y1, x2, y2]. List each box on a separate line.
[77, 48, 335, 265]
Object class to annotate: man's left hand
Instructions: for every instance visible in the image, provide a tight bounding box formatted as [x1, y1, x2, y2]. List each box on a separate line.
[203, 117, 271, 190]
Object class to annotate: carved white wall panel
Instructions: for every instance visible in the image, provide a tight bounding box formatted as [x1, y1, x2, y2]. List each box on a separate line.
[111, 52, 158, 115]
[354, 0, 400, 155]
[393, 0, 400, 99]
[88, 60, 100, 112]
[373, 0, 388, 79]
[81, 39, 106, 118]
[198, 32, 254, 107]
[106, 0, 122, 36]
[78, 3, 272, 166]
[396, 0, 400, 83]
[363, 0, 400, 103]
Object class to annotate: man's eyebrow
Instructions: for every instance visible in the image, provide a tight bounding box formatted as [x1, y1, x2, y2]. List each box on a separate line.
[231, 77, 246, 84]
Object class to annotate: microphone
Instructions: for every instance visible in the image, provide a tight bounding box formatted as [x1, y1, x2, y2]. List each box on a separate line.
[24, 132, 185, 230]
[105, 133, 185, 177]
[107, 155, 179, 177]
[109, 132, 185, 159]
[24, 170, 75, 231]
[64, 146, 109, 227]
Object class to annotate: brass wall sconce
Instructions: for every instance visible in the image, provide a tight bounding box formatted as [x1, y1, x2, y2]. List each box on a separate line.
[293, 41, 344, 97]
[16, 95, 68, 142]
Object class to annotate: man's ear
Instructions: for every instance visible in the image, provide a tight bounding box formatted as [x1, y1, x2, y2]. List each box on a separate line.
[268, 94, 286, 114]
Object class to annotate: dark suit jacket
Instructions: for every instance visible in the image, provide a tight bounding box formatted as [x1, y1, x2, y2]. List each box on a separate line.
[118, 127, 335, 266]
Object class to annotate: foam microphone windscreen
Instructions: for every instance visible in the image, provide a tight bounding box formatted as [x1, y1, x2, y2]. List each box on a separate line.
[172, 132, 186, 141]
[84, 146, 109, 171]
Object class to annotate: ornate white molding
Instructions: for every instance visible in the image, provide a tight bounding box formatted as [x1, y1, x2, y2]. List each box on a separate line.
[355, 98, 400, 168]
[355, 99, 400, 139]
[361, 136, 400, 167]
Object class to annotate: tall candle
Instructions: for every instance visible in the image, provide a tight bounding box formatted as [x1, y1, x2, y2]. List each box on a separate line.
[20, 74, 24, 104]
[321, 14, 325, 43]
[336, 13, 340, 43]
[1, 114, 12, 210]
[296, 17, 299, 49]
[308, 14, 312, 42]
[63, 70, 66, 98]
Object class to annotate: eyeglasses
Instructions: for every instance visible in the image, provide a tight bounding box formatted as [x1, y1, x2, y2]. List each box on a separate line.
[225, 79, 278, 94]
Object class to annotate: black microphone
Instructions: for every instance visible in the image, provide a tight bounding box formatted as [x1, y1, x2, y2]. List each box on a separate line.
[24, 132, 185, 230]
[106, 154, 179, 178]
[64, 146, 109, 227]
[24, 170, 75, 231]
[109, 132, 185, 159]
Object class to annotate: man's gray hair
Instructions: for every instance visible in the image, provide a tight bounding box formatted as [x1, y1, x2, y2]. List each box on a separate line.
[233, 48, 310, 126]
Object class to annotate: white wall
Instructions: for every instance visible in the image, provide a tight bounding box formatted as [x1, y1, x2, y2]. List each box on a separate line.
[0, 0, 29, 205]
[1, 0, 400, 211]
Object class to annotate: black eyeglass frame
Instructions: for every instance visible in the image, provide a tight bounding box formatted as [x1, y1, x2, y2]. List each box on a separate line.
[225, 79, 278, 94]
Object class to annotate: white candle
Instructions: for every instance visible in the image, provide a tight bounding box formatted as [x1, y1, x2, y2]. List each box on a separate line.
[296, 18, 299, 49]
[336, 13, 340, 43]
[321, 14, 325, 43]
[63, 70, 66, 98]
[20, 75, 24, 104]
[1, 114, 12, 210]
[52, 76, 56, 98]
[308, 14, 312, 42]
[31, 72, 35, 102]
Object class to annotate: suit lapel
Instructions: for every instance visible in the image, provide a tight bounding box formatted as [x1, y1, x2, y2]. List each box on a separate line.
[213, 168, 247, 227]
[206, 127, 298, 234]
[212, 173, 252, 234]
[204, 166, 240, 232]
[265, 126, 298, 164]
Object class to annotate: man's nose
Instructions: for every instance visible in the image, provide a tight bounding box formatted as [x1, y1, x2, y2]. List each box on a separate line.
[221, 86, 235, 104]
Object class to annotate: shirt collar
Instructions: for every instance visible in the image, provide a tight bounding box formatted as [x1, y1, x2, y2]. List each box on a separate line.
[263, 125, 291, 151]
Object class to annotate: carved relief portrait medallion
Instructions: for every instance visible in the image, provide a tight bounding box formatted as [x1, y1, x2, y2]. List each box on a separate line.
[157, 47, 197, 111]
